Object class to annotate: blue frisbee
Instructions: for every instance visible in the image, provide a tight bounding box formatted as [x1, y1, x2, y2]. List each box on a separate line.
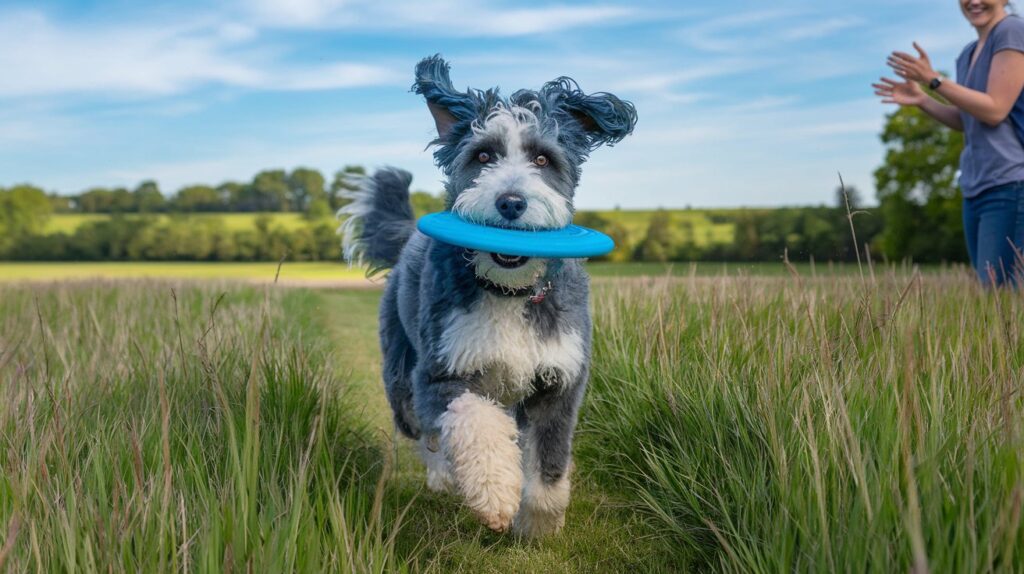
[417, 211, 614, 258]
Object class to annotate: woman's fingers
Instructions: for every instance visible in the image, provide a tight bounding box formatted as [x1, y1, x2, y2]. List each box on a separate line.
[913, 41, 929, 60]
[879, 77, 901, 86]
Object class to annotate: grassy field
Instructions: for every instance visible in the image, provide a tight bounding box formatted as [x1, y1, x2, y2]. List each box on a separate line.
[0, 260, 897, 283]
[42, 213, 331, 235]
[1, 267, 1020, 571]
[40, 209, 737, 246]
[0, 262, 369, 283]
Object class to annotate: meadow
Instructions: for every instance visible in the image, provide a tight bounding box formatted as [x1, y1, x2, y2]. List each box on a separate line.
[39, 210, 736, 246]
[0, 265, 1020, 572]
[41, 213, 326, 235]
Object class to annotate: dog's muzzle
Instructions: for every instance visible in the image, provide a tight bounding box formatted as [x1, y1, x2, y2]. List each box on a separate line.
[490, 252, 530, 269]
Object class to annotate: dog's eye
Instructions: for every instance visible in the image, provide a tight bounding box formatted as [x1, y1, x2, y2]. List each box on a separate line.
[477, 152, 491, 163]
[533, 155, 549, 167]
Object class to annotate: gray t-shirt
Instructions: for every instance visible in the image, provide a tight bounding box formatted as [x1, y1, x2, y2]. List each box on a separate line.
[956, 15, 1024, 197]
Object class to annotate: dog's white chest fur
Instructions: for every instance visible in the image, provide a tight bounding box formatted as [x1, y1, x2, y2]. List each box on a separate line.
[438, 294, 584, 404]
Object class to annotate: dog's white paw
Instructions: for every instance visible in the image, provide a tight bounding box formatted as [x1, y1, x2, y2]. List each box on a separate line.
[439, 392, 523, 533]
[512, 471, 571, 538]
[419, 435, 455, 493]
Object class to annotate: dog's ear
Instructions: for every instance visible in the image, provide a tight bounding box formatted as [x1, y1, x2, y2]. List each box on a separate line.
[413, 55, 478, 142]
[544, 77, 637, 150]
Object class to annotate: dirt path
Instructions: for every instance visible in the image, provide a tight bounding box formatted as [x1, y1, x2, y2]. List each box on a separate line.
[317, 289, 678, 573]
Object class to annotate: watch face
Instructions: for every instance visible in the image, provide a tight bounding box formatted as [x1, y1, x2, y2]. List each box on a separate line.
[930, 77, 942, 90]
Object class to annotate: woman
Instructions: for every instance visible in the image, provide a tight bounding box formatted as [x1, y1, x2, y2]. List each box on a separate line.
[874, 0, 1024, 286]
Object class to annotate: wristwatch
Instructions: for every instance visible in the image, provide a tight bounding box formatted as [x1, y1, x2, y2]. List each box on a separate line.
[929, 76, 943, 90]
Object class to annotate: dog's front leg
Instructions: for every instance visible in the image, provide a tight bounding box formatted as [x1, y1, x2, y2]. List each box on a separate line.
[429, 384, 522, 532]
[513, 372, 587, 538]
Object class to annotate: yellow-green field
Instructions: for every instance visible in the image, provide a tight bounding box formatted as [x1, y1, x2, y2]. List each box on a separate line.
[0, 262, 369, 283]
[42, 213, 334, 234]
[41, 210, 737, 246]
[589, 209, 736, 245]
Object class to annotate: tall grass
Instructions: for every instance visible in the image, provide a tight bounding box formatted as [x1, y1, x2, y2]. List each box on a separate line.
[583, 269, 1024, 571]
[0, 281, 405, 572]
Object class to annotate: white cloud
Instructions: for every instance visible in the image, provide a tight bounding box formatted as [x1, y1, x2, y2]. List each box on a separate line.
[0, 9, 401, 98]
[241, 0, 639, 37]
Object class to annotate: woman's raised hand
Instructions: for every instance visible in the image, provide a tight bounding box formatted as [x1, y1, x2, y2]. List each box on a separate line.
[873, 76, 928, 106]
[887, 42, 938, 83]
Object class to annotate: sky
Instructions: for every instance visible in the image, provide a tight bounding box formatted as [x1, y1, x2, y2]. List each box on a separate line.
[0, 0, 980, 209]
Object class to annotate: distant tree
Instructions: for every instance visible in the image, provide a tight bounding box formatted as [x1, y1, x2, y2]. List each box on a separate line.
[635, 210, 681, 262]
[133, 180, 165, 213]
[48, 193, 73, 213]
[874, 103, 965, 262]
[573, 211, 632, 262]
[835, 184, 863, 210]
[329, 165, 366, 210]
[248, 170, 291, 212]
[174, 185, 222, 212]
[0, 184, 52, 254]
[410, 191, 445, 217]
[217, 182, 244, 210]
[305, 198, 333, 220]
[288, 167, 326, 212]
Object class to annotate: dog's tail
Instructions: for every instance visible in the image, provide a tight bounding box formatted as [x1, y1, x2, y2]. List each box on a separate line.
[338, 168, 417, 274]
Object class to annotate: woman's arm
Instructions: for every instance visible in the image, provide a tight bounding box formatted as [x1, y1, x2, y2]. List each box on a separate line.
[872, 76, 964, 131]
[889, 42, 1024, 127]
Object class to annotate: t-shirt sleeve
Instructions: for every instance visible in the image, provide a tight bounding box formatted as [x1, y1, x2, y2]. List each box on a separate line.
[992, 17, 1024, 54]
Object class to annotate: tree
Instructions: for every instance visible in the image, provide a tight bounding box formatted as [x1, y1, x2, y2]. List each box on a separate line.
[410, 191, 445, 217]
[873, 104, 965, 262]
[174, 185, 222, 212]
[248, 170, 291, 212]
[0, 185, 52, 255]
[134, 180, 165, 213]
[635, 209, 681, 262]
[835, 184, 863, 210]
[288, 167, 326, 212]
[329, 165, 366, 210]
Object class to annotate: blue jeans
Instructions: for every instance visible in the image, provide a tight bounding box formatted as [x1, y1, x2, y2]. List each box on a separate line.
[962, 181, 1024, 287]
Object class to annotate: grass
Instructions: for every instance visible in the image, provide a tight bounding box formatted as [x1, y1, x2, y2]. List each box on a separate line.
[582, 268, 1024, 571]
[2, 265, 1019, 572]
[0, 260, 907, 283]
[0, 282, 403, 572]
[0, 262, 369, 283]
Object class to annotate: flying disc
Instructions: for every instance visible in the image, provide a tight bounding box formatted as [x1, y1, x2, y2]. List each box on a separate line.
[417, 211, 614, 258]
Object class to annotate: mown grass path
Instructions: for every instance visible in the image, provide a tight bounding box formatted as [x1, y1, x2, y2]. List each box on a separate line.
[317, 289, 679, 573]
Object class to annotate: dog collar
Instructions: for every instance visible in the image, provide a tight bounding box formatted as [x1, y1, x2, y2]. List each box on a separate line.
[471, 255, 562, 304]
[475, 276, 536, 298]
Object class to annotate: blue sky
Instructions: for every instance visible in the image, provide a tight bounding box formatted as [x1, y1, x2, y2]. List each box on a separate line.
[0, 0, 977, 208]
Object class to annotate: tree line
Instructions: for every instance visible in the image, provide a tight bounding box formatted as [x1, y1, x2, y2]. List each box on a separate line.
[0, 106, 967, 265]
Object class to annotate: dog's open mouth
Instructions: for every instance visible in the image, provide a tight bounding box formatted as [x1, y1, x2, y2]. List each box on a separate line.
[490, 252, 530, 269]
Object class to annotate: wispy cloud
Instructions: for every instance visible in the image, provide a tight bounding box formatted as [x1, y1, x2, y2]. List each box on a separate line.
[242, 0, 641, 37]
[0, 9, 402, 98]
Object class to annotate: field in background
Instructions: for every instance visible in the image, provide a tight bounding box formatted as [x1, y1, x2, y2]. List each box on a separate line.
[40, 209, 738, 245]
[42, 212, 331, 235]
[1, 267, 1019, 571]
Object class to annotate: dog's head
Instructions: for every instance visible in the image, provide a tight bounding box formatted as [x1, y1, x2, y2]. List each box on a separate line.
[413, 55, 636, 288]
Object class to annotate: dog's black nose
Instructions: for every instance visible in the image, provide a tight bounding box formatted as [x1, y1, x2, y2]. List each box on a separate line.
[495, 193, 528, 221]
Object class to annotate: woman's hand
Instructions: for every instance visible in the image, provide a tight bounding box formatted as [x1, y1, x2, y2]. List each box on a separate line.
[873, 77, 928, 106]
[887, 42, 939, 83]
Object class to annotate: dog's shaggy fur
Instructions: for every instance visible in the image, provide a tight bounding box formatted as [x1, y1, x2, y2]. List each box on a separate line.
[340, 55, 636, 537]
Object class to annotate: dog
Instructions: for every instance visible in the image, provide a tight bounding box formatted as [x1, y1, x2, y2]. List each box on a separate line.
[340, 55, 636, 537]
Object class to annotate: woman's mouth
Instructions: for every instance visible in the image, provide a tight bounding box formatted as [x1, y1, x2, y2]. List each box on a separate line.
[490, 252, 530, 269]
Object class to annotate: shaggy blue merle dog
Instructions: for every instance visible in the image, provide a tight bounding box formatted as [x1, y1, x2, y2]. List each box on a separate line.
[340, 55, 636, 537]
